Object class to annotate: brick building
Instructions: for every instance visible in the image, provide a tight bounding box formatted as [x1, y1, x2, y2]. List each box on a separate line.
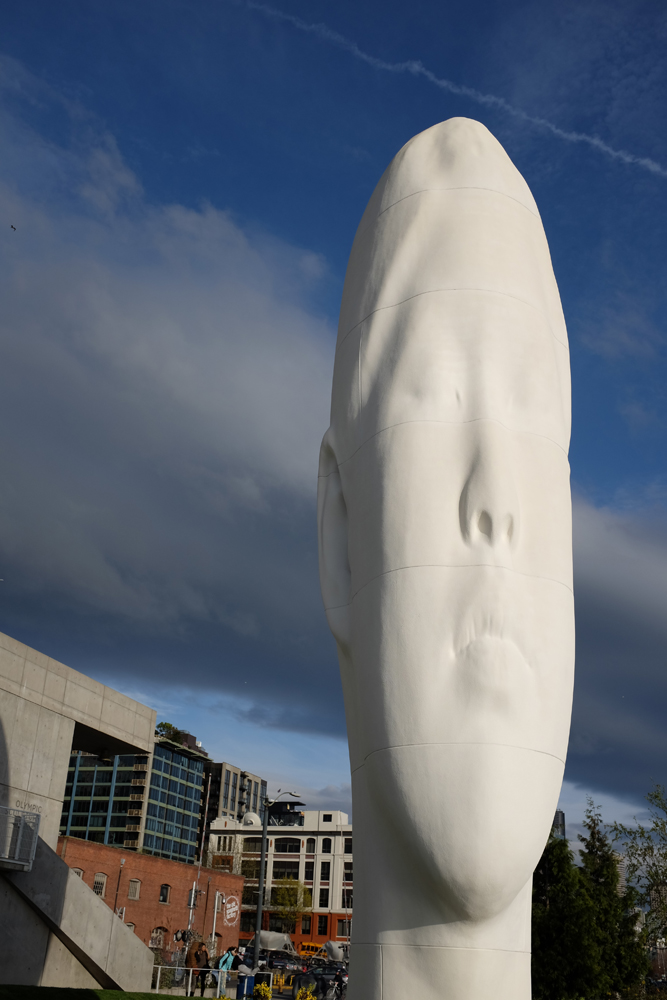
[58, 836, 243, 960]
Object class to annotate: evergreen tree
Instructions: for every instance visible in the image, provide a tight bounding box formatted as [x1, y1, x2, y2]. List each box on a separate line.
[612, 784, 667, 946]
[579, 800, 648, 994]
[532, 833, 601, 1000]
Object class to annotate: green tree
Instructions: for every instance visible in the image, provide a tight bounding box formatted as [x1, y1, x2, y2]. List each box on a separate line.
[579, 800, 648, 994]
[532, 833, 601, 1000]
[612, 784, 667, 947]
[269, 878, 312, 933]
[155, 721, 184, 743]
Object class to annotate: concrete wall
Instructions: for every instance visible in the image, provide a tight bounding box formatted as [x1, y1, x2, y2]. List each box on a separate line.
[0, 629, 157, 988]
[0, 630, 156, 848]
[2, 835, 154, 988]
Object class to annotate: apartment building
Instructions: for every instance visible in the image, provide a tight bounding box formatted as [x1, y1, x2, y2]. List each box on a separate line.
[206, 762, 267, 826]
[59, 735, 208, 863]
[208, 808, 353, 950]
[59, 732, 267, 870]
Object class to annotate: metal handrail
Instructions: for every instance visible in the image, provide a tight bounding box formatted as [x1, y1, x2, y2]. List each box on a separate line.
[0, 806, 40, 871]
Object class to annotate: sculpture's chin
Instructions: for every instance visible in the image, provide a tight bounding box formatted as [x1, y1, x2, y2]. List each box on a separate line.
[365, 741, 564, 922]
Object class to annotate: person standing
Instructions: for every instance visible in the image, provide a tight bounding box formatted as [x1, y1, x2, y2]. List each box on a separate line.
[186, 940, 199, 997]
[197, 940, 211, 998]
[216, 945, 237, 995]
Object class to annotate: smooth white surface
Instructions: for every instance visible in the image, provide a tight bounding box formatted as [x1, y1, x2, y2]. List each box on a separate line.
[318, 118, 574, 1000]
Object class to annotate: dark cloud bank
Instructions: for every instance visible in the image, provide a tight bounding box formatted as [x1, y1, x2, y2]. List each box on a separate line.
[1, 56, 667, 807]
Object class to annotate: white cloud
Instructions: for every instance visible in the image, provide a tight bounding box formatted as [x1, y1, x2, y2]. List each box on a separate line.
[0, 59, 335, 633]
[573, 494, 667, 640]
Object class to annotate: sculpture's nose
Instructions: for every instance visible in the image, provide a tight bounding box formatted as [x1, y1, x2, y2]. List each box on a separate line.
[458, 423, 519, 550]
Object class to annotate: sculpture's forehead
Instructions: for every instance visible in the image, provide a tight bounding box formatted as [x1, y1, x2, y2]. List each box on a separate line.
[331, 117, 570, 462]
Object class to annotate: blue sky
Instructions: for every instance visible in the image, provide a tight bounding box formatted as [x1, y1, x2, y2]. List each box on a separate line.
[2, 0, 667, 837]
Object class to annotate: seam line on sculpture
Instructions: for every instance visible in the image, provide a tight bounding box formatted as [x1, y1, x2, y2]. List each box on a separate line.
[354, 942, 531, 954]
[337, 416, 569, 469]
[349, 563, 573, 603]
[363, 742, 565, 765]
[337, 286, 567, 351]
[358, 328, 363, 426]
[350, 744, 565, 775]
[367, 186, 541, 229]
[380, 940, 383, 1000]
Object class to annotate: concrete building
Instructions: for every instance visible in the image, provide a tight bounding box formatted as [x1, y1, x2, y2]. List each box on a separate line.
[57, 836, 243, 960]
[59, 736, 208, 864]
[208, 808, 353, 951]
[0, 629, 155, 989]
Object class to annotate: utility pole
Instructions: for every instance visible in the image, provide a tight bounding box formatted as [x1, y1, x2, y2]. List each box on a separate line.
[253, 790, 299, 970]
[113, 857, 125, 915]
[191, 771, 213, 936]
[211, 890, 226, 956]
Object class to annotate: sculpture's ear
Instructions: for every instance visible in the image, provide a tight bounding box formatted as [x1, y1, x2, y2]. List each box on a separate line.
[317, 428, 351, 652]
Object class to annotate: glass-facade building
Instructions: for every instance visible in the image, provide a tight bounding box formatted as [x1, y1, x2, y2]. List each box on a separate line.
[59, 739, 206, 864]
[60, 752, 150, 847]
[142, 743, 204, 862]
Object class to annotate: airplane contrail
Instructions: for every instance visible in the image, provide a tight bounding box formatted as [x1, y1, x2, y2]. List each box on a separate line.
[240, 0, 667, 180]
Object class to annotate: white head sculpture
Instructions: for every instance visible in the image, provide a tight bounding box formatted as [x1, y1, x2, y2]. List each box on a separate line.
[318, 118, 574, 1000]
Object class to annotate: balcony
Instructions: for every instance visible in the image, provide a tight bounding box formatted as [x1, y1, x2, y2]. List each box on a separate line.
[0, 806, 41, 872]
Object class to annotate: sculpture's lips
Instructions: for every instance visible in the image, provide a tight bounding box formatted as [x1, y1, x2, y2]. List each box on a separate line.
[455, 634, 530, 711]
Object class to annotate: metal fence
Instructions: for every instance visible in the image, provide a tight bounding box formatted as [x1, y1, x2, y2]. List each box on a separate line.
[151, 969, 280, 998]
[151, 967, 240, 997]
[0, 806, 40, 872]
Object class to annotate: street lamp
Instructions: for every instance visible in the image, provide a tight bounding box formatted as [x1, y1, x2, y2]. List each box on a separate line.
[253, 790, 299, 970]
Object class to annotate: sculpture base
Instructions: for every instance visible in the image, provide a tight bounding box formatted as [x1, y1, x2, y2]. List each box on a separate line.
[349, 943, 530, 1000]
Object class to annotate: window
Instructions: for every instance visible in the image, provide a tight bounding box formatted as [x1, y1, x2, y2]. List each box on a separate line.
[242, 859, 260, 879]
[306, 838, 316, 853]
[344, 862, 353, 882]
[230, 772, 238, 811]
[150, 926, 166, 948]
[274, 837, 301, 853]
[242, 885, 258, 905]
[159, 884, 170, 904]
[304, 861, 314, 881]
[272, 860, 299, 879]
[337, 919, 351, 937]
[128, 879, 141, 900]
[93, 873, 107, 897]
[342, 889, 353, 908]
[318, 914, 328, 935]
[301, 915, 312, 934]
[320, 861, 330, 880]
[322, 838, 332, 854]
[319, 888, 329, 908]
[126, 922, 135, 933]
[72, 868, 83, 878]
[344, 838, 352, 854]
[323, 814, 332, 822]
[243, 837, 262, 853]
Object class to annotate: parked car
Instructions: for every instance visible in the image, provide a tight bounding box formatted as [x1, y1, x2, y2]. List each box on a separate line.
[268, 951, 307, 973]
